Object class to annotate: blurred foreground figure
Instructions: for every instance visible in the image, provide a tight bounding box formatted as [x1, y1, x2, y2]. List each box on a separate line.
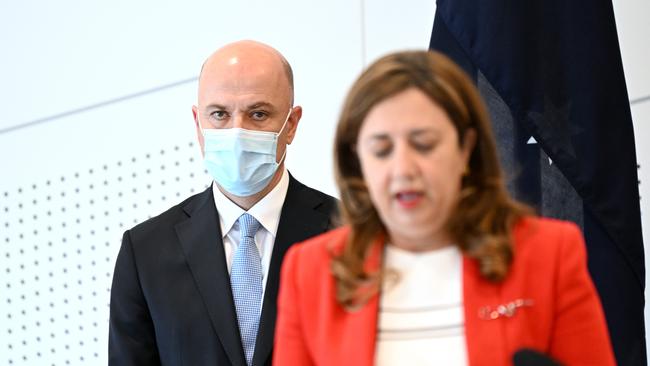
[273, 50, 615, 366]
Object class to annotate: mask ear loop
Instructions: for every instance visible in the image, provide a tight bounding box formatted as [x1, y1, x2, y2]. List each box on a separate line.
[275, 108, 293, 164]
[276, 108, 292, 136]
[197, 114, 207, 135]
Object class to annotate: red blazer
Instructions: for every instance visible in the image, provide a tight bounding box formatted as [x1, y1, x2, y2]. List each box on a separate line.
[273, 217, 616, 365]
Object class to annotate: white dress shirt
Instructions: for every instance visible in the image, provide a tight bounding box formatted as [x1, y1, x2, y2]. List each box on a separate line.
[211, 168, 289, 300]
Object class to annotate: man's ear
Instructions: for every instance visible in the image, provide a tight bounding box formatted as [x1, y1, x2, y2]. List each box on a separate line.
[285, 106, 302, 145]
[192, 105, 205, 157]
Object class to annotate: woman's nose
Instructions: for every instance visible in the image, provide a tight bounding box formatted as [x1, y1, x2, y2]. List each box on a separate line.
[391, 144, 418, 179]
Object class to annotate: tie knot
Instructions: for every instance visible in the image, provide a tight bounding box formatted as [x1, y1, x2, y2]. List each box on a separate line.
[238, 213, 261, 239]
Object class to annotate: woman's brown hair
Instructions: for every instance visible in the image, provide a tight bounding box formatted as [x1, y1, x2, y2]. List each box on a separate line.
[332, 50, 531, 310]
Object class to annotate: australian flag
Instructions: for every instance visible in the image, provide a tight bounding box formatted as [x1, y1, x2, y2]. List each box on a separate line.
[429, 0, 645, 364]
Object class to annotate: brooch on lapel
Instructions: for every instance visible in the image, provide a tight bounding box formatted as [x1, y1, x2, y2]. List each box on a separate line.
[479, 299, 534, 320]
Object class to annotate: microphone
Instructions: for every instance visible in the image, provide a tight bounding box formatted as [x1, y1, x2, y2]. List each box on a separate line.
[512, 349, 563, 366]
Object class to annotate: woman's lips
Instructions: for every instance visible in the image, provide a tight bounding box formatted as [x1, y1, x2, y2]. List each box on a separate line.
[394, 191, 423, 209]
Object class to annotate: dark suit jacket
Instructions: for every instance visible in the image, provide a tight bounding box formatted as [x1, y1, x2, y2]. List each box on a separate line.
[109, 174, 338, 366]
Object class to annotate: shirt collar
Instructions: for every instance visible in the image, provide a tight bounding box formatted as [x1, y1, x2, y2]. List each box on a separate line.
[212, 167, 290, 237]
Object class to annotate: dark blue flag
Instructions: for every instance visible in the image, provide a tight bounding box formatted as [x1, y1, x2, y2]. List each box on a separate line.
[429, 1, 645, 364]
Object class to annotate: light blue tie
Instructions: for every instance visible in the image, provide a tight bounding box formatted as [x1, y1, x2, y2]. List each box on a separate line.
[231, 213, 263, 366]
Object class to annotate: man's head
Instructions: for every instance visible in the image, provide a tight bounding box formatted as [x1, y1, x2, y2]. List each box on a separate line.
[192, 40, 302, 207]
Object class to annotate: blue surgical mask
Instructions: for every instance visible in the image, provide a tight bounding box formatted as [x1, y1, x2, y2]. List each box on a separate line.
[200, 110, 291, 196]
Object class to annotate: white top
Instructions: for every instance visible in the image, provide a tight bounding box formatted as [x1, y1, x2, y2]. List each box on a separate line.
[375, 244, 467, 366]
[211, 167, 289, 300]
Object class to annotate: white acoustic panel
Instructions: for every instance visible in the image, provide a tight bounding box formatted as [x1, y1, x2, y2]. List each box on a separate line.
[0, 140, 210, 365]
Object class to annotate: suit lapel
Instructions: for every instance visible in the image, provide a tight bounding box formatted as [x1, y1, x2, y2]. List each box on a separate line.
[463, 256, 507, 366]
[175, 187, 246, 366]
[253, 175, 333, 365]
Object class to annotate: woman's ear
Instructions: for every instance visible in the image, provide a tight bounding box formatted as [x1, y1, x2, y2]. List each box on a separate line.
[462, 128, 477, 163]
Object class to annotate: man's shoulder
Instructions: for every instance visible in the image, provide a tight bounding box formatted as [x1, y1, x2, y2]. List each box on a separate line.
[127, 186, 212, 237]
[281, 227, 351, 290]
[287, 175, 338, 212]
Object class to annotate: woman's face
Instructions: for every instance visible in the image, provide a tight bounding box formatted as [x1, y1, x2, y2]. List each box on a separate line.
[356, 87, 475, 251]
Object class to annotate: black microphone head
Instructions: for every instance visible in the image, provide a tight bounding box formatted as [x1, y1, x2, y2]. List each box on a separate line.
[512, 348, 563, 366]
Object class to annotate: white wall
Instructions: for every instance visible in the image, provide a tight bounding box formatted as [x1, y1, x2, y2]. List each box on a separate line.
[613, 0, 650, 357]
[0, 0, 647, 364]
[0, 1, 435, 364]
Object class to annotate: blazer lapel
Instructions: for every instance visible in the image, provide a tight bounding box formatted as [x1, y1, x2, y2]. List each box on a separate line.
[338, 292, 380, 366]
[253, 175, 333, 365]
[463, 256, 507, 366]
[339, 238, 383, 366]
[175, 187, 246, 366]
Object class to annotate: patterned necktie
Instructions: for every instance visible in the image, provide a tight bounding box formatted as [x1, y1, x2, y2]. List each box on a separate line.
[230, 213, 263, 366]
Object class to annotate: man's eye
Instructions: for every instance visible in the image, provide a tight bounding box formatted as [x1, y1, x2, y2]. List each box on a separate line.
[250, 111, 268, 121]
[211, 111, 228, 120]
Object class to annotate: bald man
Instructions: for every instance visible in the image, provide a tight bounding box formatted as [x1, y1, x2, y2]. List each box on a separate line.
[108, 41, 337, 366]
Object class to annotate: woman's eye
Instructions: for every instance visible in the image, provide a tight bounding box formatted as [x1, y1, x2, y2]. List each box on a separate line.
[413, 142, 435, 152]
[375, 150, 390, 158]
[372, 146, 392, 158]
[411, 136, 437, 153]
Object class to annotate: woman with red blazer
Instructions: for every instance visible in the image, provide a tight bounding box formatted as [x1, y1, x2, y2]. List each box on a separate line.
[273, 51, 615, 365]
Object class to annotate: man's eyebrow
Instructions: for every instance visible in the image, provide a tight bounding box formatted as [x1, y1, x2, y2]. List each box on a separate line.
[247, 102, 275, 110]
[205, 103, 227, 110]
[203, 101, 277, 111]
